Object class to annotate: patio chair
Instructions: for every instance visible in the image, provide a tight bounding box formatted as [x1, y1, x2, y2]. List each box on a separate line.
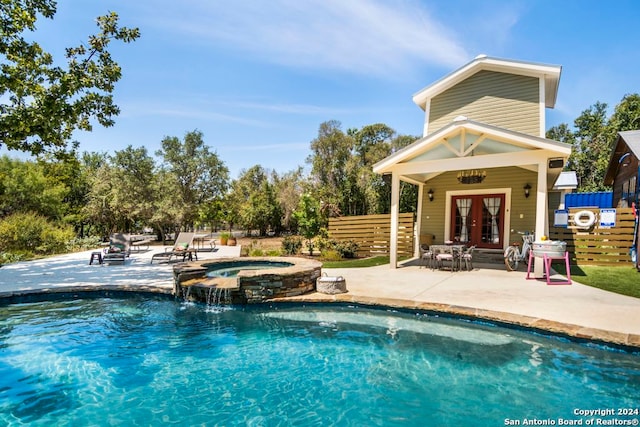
[103, 233, 132, 265]
[419, 244, 434, 269]
[150, 232, 196, 264]
[460, 245, 476, 271]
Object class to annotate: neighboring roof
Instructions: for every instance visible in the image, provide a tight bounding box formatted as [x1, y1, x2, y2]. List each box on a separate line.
[412, 55, 562, 111]
[604, 130, 640, 184]
[619, 130, 640, 156]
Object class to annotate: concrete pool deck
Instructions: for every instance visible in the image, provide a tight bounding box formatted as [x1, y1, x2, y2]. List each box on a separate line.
[1, 248, 639, 349]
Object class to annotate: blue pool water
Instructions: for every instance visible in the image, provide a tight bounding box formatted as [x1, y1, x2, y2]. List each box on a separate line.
[1, 297, 639, 426]
[206, 260, 293, 277]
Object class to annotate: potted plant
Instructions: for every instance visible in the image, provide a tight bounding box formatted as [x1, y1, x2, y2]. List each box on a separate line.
[227, 234, 237, 246]
[220, 232, 230, 246]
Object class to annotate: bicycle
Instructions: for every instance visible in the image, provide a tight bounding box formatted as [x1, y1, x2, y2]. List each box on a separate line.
[504, 231, 534, 271]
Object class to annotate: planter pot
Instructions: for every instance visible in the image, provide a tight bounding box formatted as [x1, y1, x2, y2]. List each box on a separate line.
[227, 237, 237, 246]
[220, 237, 229, 246]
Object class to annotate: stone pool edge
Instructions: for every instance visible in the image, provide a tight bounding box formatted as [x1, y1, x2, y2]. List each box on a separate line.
[1, 285, 638, 351]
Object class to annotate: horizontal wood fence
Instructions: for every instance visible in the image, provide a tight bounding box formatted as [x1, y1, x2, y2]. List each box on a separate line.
[328, 213, 415, 258]
[549, 207, 636, 266]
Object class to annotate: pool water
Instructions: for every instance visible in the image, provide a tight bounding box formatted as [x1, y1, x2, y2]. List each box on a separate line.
[1, 298, 639, 426]
[206, 260, 293, 277]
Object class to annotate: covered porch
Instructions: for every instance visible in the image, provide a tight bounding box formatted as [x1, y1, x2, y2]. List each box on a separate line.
[373, 117, 571, 276]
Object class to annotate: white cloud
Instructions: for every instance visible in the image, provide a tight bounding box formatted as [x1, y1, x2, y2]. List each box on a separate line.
[148, 0, 468, 78]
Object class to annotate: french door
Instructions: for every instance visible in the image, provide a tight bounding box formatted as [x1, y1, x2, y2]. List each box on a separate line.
[451, 194, 505, 249]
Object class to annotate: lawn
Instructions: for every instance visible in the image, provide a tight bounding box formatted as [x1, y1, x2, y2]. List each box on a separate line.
[554, 264, 640, 299]
[321, 256, 391, 268]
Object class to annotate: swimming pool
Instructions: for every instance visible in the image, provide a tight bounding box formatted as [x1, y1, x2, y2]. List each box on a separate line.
[1, 297, 639, 426]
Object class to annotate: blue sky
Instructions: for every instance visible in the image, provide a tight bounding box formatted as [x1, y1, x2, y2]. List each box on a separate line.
[3, 0, 640, 178]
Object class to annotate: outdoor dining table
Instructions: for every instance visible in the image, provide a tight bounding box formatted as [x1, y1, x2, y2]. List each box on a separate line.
[193, 234, 217, 251]
[429, 244, 467, 271]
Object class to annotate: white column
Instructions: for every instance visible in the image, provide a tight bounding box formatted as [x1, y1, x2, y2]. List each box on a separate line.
[390, 172, 400, 269]
[534, 160, 548, 277]
[415, 183, 425, 257]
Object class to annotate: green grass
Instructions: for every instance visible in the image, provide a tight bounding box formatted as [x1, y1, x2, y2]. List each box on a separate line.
[550, 264, 640, 299]
[321, 256, 390, 268]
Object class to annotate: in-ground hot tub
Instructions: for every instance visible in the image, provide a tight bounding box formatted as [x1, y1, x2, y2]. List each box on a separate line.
[206, 260, 295, 278]
[173, 257, 322, 304]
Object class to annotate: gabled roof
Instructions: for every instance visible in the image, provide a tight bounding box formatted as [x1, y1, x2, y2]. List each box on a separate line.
[604, 130, 640, 184]
[374, 117, 570, 173]
[412, 55, 562, 111]
[373, 117, 571, 186]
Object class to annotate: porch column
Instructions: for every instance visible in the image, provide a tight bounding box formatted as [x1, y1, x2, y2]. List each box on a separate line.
[415, 183, 425, 257]
[534, 160, 549, 277]
[390, 172, 400, 269]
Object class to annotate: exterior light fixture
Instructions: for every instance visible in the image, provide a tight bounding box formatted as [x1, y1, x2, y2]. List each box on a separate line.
[427, 189, 434, 202]
[524, 183, 532, 198]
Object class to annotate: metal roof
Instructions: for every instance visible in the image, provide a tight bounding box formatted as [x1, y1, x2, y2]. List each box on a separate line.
[619, 130, 640, 157]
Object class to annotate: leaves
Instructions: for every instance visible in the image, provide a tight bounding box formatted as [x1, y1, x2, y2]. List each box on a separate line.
[549, 93, 640, 192]
[0, 1, 139, 155]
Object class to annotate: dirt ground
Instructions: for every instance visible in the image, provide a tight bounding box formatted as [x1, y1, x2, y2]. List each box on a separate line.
[235, 236, 284, 252]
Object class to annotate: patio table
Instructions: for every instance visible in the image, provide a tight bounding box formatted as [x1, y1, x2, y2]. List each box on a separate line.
[430, 244, 466, 271]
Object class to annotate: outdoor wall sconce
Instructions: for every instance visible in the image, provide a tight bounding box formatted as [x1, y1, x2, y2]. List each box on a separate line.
[427, 189, 434, 202]
[524, 183, 532, 198]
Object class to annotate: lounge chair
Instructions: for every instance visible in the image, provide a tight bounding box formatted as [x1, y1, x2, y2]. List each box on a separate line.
[150, 232, 196, 264]
[103, 233, 131, 265]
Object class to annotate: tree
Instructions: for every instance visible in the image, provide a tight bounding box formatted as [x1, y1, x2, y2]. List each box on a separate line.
[155, 130, 229, 230]
[272, 167, 305, 233]
[608, 93, 640, 133]
[307, 120, 353, 210]
[231, 165, 282, 236]
[109, 146, 155, 230]
[564, 102, 610, 192]
[0, 2, 140, 155]
[548, 94, 640, 193]
[293, 193, 322, 255]
[349, 123, 394, 167]
[0, 155, 67, 218]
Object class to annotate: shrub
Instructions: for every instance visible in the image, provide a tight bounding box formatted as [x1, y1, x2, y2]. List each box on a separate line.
[0, 250, 31, 264]
[335, 240, 359, 259]
[320, 249, 342, 262]
[66, 236, 102, 252]
[317, 238, 359, 259]
[0, 212, 75, 256]
[249, 247, 265, 256]
[281, 235, 303, 255]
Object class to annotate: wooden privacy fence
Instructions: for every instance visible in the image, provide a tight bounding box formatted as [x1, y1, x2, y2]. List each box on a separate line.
[328, 213, 415, 257]
[549, 207, 636, 266]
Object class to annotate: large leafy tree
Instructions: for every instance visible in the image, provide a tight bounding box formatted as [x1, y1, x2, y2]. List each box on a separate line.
[0, 1, 140, 155]
[272, 167, 305, 232]
[109, 145, 155, 230]
[548, 94, 640, 192]
[307, 120, 353, 211]
[230, 165, 282, 236]
[0, 155, 66, 218]
[155, 130, 229, 231]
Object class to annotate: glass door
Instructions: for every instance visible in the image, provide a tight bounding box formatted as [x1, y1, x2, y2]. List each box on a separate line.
[451, 194, 505, 249]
